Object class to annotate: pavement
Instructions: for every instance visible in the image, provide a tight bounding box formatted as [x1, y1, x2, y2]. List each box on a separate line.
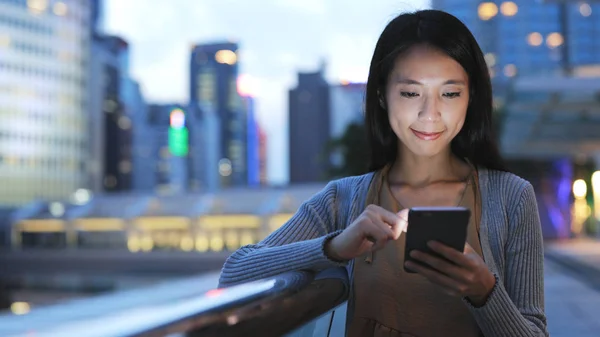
[544, 238, 600, 336]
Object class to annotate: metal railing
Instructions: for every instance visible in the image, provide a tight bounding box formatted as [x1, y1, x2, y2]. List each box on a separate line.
[0, 268, 350, 337]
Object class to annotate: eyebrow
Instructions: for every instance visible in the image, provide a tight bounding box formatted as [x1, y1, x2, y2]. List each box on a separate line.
[395, 78, 467, 85]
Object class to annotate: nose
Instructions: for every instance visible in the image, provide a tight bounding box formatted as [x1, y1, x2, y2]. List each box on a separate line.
[418, 96, 441, 122]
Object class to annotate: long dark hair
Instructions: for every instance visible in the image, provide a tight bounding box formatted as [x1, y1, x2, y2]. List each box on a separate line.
[365, 9, 507, 172]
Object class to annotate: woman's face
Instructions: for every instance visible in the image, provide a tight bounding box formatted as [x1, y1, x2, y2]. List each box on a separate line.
[385, 44, 470, 158]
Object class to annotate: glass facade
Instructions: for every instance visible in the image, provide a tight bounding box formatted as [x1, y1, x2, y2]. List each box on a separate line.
[0, 0, 91, 205]
[432, 1, 600, 81]
[190, 43, 247, 187]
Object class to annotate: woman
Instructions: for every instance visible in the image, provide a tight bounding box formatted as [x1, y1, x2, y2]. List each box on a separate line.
[219, 9, 548, 337]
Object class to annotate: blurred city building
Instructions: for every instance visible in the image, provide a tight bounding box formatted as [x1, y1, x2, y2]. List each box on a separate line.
[288, 64, 331, 183]
[0, 0, 92, 206]
[258, 125, 268, 185]
[431, 1, 600, 97]
[146, 104, 192, 194]
[5, 183, 327, 252]
[190, 42, 248, 188]
[328, 82, 365, 169]
[243, 95, 260, 187]
[89, 35, 133, 193]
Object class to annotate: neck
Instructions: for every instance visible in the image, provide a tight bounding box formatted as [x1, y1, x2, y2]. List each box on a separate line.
[388, 146, 469, 187]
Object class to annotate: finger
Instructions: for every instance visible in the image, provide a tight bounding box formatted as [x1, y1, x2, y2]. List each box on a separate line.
[372, 216, 395, 239]
[364, 220, 391, 251]
[410, 250, 465, 280]
[404, 261, 465, 295]
[427, 241, 470, 267]
[367, 205, 403, 239]
[464, 242, 476, 254]
[396, 208, 409, 234]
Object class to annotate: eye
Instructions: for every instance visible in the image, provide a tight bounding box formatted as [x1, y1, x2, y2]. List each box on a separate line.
[443, 92, 461, 98]
[400, 92, 419, 98]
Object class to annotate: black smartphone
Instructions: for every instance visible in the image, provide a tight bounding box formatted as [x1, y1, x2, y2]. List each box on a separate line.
[404, 207, 471, 273]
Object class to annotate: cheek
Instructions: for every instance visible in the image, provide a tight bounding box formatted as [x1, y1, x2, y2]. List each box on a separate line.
[387, 99, 420, 123]
[443, 103, 468, 130]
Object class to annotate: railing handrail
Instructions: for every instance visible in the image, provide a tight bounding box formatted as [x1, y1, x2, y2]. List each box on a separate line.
[0, 268, 350, 337]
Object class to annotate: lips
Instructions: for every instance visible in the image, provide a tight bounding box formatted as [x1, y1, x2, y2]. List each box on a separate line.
[410, 129, 444, 141]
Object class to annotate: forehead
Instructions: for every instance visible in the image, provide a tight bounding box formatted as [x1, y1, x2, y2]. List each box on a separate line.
[391, 44, 468, 82]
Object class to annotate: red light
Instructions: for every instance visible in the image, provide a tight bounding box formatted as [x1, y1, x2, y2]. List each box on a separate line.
[205, 289, 224, 298]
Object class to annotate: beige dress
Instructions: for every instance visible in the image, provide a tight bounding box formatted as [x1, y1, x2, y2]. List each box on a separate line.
[348, 165, 484, 337]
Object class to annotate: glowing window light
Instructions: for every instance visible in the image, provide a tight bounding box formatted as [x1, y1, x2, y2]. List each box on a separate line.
[225, 231, 239, 250]
[484, 53, 496, 67]
[127, 235, 141, 252]
[11, 302, 30, 315]
[240, 231, 255, 246]
[478, 2, 498, 20]
[580, 3, 592, 17]
[527, 32, 543, 47]
[500, 2, 518, 17]
[195, 234, 209, 252]
[180, 235, 194, 251]
[215, 50, 237, 65]
[27, 0, 48, 14]
[53, 1, 68, 16]
[591, 171, 600, 220]
[573, 179, 587, 199]
[504, 64, 517, 77]
[210, 235, 224, 251]
[141, 236, 154, 252]
[546, 33, 564, 49]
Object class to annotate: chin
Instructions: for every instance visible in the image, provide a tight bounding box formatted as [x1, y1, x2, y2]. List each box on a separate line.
[404, 144, 448, 158]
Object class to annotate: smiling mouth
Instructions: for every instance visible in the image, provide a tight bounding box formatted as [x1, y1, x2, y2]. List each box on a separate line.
[410, 129, 444, 141]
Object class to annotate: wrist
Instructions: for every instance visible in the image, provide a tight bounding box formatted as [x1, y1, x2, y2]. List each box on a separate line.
[324, 235, 345, 262]
[468, 272, 497, 307]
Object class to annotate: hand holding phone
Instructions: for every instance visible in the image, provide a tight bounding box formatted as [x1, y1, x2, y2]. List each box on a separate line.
[403, 207, 496, 306]
[404, 207, 470, 273]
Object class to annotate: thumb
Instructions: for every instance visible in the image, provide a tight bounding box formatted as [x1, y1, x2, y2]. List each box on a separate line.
[464, 242, 475, 254]
[397, 208, 409, 233]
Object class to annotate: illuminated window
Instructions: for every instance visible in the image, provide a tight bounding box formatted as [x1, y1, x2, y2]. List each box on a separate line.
[0, 34, 11, 48]
[503, 64, 517, 77]
[580, 3, 592, 17]
[119, 160, 132, 174]
[215, 49, 237, 65]
[527, 32, 543, 47]
[500, 2, 518, 16]
[197, 70, 216, 105]
[218, 158, 232, 177]
[478, 2, 498, 21]
[484, 53, 496, 67]
[228, 78, 241, 110]
[118, 116, 131, 130]
[546, 33, 564, 48]
[27, 0, 48, 15]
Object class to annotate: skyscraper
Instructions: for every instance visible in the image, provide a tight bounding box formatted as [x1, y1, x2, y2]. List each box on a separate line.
[432, 1, 600, 91]
[0, 0, 92, 205]
[147, 104, 190, 194]
[328, 82, 366, 168]
[190, 42, 247, 187]
[258, 126, 268, 186]
[244, 96, 260, 187]
[89, 35, 133, 193]
[288, 66, 331, 183]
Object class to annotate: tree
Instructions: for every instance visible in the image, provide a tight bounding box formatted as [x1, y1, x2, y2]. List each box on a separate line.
[323, 122, 370, 179]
